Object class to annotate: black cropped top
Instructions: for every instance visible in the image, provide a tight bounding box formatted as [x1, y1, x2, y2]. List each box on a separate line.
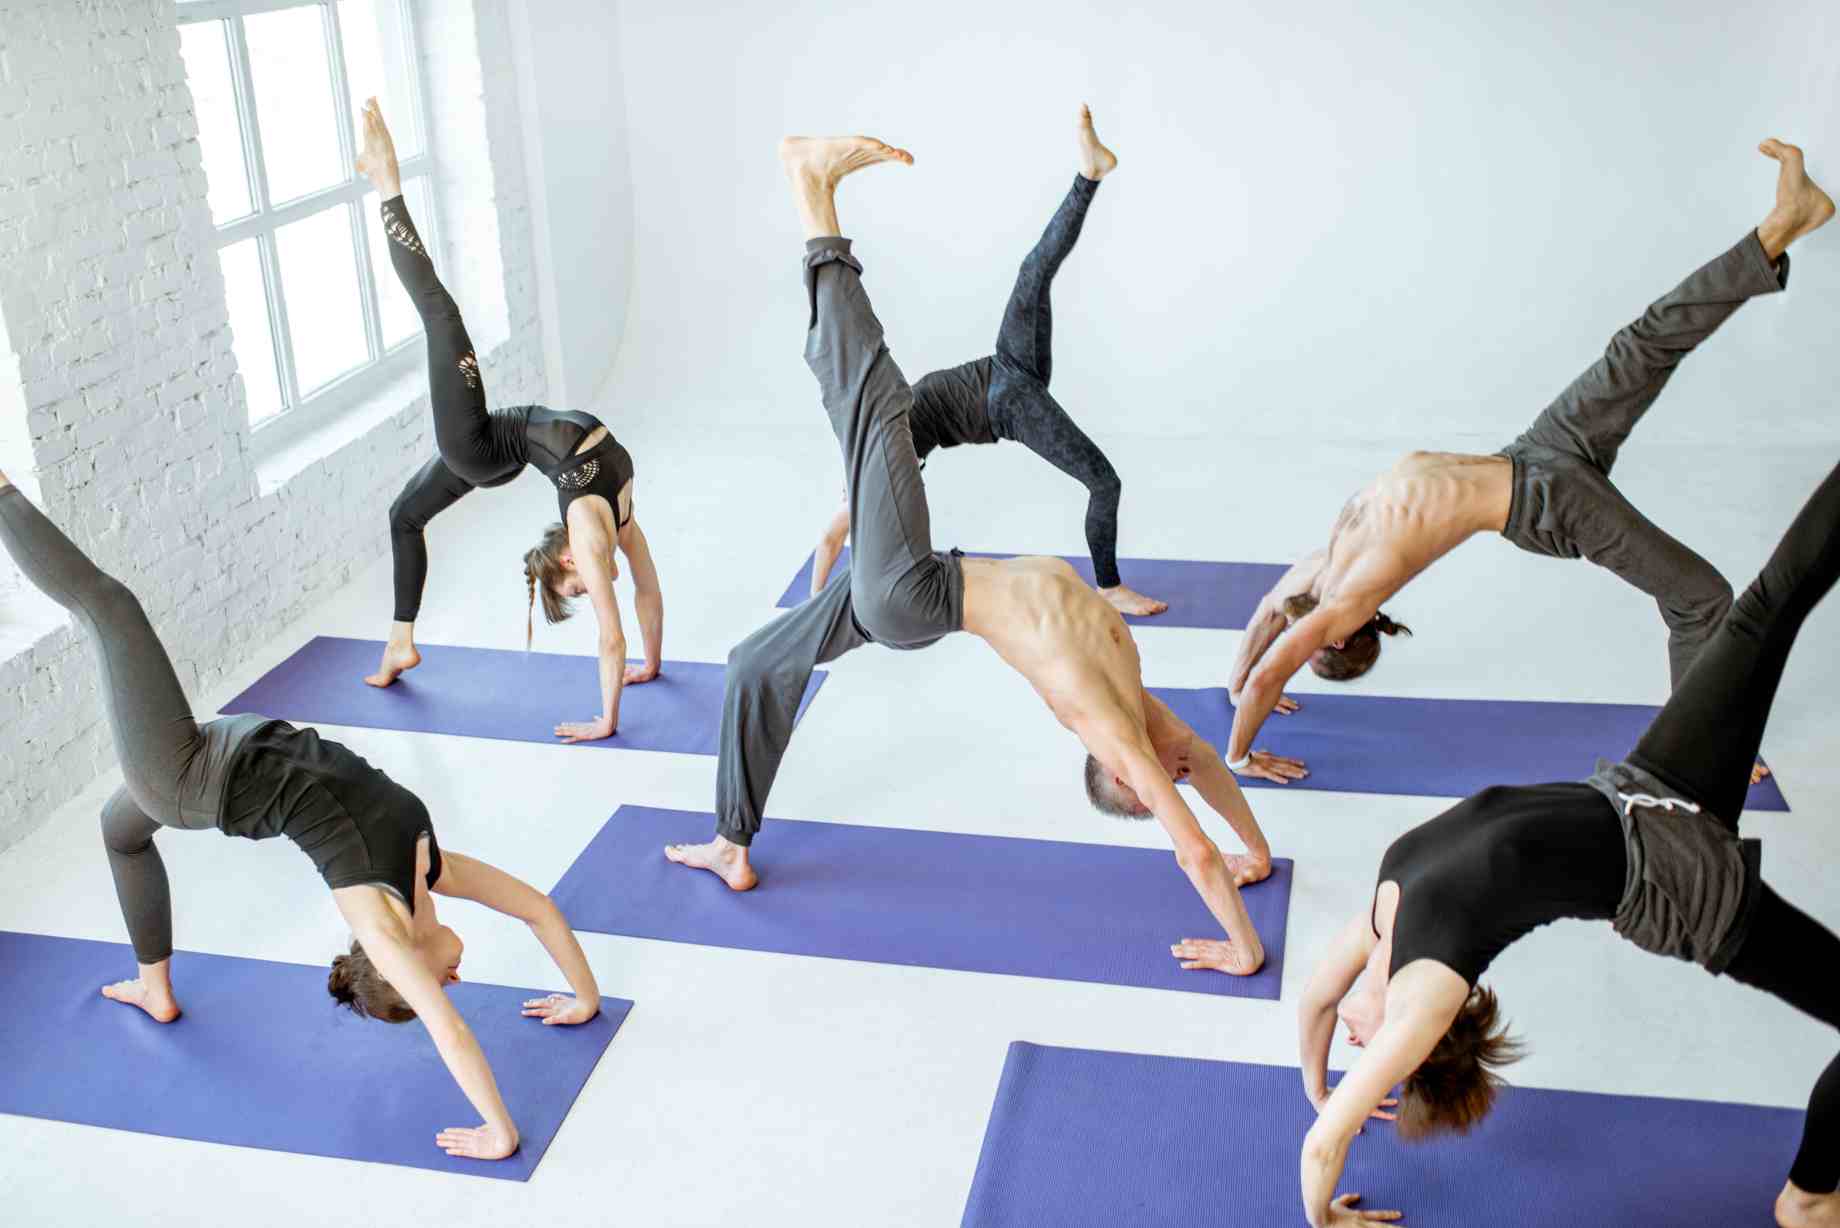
[515, 405, 635, 527]
[220, 720, 442, 909]
[1374, 782, 1626, 985]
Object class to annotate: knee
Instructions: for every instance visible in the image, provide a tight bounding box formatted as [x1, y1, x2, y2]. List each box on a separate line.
[1087, 462, 1122, 504]
[90, 573, 144, 627]
[1676, 575, 1735, 634]
[100, 791, 152, 855]
[388, 491, 421, 536]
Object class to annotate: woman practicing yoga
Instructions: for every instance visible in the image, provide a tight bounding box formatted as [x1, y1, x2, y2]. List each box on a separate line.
[1294, 448, 1840, 1225]
[0, 471, 600, 1162]
[806, 106, 1167, 619]
[356, 99, 662, 743]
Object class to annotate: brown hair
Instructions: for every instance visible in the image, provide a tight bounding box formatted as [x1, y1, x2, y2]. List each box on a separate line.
[1282, 592, 1411, 682]
[522, 522, 574, 648]
[327, 939, 417, 1024]
[1397, 985, 1523, 1139]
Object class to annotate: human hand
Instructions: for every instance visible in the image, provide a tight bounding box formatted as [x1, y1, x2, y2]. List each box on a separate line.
[623, 662, 660, 685]
[1223, 852, 1272, 887]
[435, 1120, 519, 1161]
[1309, 1087, 1399, 1132]
[521, 993, 599, 1026]
[554, 716, 615, 743]
[1275, 695, 1301, 715]
[1326, 1193, 1402, 1223]
[1169, 937, 1263, 976]
[1232, 750, 1309, 784]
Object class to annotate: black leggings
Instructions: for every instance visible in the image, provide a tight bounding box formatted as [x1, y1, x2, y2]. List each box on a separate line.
[380, 195, 524, 622]
[988, 176, 1126, 589]
[0, 488, 223, 964]
[1628, 457, 1840, 1193]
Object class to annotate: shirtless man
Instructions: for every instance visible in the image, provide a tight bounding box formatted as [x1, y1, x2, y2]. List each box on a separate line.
[664, 125, 1281, 977]
[1224, 139, 1833, 786]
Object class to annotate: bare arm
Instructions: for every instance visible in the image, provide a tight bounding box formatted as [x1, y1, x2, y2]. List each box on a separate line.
[618, 515, 663, 684]
[559, 510, 626, 742]
[434, 851, 600, 1017]
[1300, 961, 1469, 1226]
[811, 500, 850, 596]
[1144, 695, 1272, 868]
[1297, 911, 1379, 1107]
[1114, 740, 1264, 974]
[334, 890, 518, 1159]
[1227, 605, 1354, 766]
[1228, 553, 1323, 701]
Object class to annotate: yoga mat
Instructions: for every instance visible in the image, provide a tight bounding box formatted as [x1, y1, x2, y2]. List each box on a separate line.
[553, 805, 1292, 1000]
[219, 636, 827, 755]
[0, 930, 631, 1180]
[1155, 685, 1790, 811]
[777, 547, 1288, 630]
[960, 1042, 1802, 1226]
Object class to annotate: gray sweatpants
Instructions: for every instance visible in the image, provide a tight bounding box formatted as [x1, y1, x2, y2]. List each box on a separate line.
[0, 487, 257, 963]
[1499, 230, 1788, 688]
[714, 240, 965, 845]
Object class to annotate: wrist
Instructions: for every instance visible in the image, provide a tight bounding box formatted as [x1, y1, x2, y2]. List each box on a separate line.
[1226, 751, 1253, 772]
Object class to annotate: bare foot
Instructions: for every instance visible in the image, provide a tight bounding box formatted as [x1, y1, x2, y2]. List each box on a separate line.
[663, 837, 758, 891]
[1752, 760, 1773, 786]
[364, 640, 422, 688]
[0, 469, 12, 492]
[354, 97, 402, 198]
[1101, 584, 1167, 617]
[1777, 1181, 1840, 1227]
[101, 979, 180, 1023]
[779, 134, 912, 195]
[1758, 139, 1834, 259]
[1077, 104, 1118, 181]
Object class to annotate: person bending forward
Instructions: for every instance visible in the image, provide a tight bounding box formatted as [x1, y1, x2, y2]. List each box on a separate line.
[665, 129, 1288, 978]
[1225, 140, 1833, 784]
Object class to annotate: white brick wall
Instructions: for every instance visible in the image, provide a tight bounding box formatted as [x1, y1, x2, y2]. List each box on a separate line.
[0, 0, 546, 851]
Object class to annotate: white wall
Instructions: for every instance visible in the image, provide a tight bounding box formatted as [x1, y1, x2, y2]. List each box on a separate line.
[0, 0, 548, 851]
[607, 0, 1840, 446]
[510, 1, 634, 409]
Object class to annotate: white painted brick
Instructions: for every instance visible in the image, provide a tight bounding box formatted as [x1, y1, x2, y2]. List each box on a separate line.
[0, 0, 548, 852]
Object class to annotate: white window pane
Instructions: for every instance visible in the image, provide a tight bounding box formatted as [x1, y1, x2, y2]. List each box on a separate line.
[177, 20, 252, 224]
[365, 176, 434, 349]
[276, 206, 369, 395]
[219, 238, 282, 423]
[338, 0, 422, 158]
[245, 5, 343, 204]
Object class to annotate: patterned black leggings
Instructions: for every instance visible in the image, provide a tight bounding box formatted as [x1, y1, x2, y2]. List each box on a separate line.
[987, 175, 1126, 589]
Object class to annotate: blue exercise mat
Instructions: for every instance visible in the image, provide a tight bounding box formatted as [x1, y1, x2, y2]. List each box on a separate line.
[960, 1042, 1803, 1226]
[552, 805, 1292, 999]
[1154, 685, 1789, 811]
[776, 547, 1289, 630]
[219, 636, 827, 755]
[0, 930, 631, 1180]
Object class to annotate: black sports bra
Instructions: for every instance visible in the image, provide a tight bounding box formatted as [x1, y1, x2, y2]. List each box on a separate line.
[519, 406, 636, 527]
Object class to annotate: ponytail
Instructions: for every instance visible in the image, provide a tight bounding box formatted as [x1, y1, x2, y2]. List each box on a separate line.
[522, 522, 575, 645]
[1372, 611, 1412, 638]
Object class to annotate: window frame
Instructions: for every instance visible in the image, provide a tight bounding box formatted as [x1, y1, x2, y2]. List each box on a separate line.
[177, 0, 437, 452]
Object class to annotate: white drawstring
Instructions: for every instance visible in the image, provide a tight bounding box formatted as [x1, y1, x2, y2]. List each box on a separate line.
[1617, 790, 1702, 818]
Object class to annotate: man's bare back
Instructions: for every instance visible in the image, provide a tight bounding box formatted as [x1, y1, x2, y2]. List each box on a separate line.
[1312, 451, 1514, 618]
[960, 555, 1148, 735]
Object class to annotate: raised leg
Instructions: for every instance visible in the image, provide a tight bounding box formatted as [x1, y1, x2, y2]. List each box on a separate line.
[993, 106, 1115, 386]
[1514, 142, 1829, 474]
[1629, 458, 1840, 821]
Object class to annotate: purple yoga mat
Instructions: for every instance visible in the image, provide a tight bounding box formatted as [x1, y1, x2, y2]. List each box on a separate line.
[0, 931, 631, 1180]
[218, 636, 826, 755]
[961, 1042, 1803, 1226]
[1154, 685, 1789, 811]
[552, 806, 1292, 1000]
[776, 547, 1289, 630]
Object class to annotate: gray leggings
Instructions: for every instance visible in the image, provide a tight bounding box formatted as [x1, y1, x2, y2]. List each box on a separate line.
[1500, 231, 1788, 688]
[0, 488, 239, 963]
[713, 241, 964, 845]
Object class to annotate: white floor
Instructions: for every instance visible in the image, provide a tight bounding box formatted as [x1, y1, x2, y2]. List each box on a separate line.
[1, 412, 1836, 1225]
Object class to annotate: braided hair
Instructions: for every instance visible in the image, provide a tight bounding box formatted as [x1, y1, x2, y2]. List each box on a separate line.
[522, 522, 574, 648]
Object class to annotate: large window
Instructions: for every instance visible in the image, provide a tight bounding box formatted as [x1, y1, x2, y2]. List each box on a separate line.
[177, 0, 436, 441]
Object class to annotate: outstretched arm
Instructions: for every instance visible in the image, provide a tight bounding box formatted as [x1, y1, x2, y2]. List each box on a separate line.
[812, 499, 851, 596]
[558, 512, 626, 743]
[618, 516, 664, 684]
[1297, 911, 1381, 1111]
[1229, 553, 1323, 701]
[1227, 605, 1351, 777]
[433, 851, 600, 1022]
[1300, 962, 1468, 1226]
[335, 891, 518, 1160]
[1145, 695, 1271, 875]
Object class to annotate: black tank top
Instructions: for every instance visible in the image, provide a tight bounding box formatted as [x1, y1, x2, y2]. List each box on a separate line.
[220, 721, 441, 908]
[515, 406, 635, 527]
[1375, 782, 1625, 985]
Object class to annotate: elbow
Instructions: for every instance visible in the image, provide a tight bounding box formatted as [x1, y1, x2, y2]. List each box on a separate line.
[600, 633, 628, 659]
[525, 894, 565, 933]
[1174, 840, 1222, 880]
